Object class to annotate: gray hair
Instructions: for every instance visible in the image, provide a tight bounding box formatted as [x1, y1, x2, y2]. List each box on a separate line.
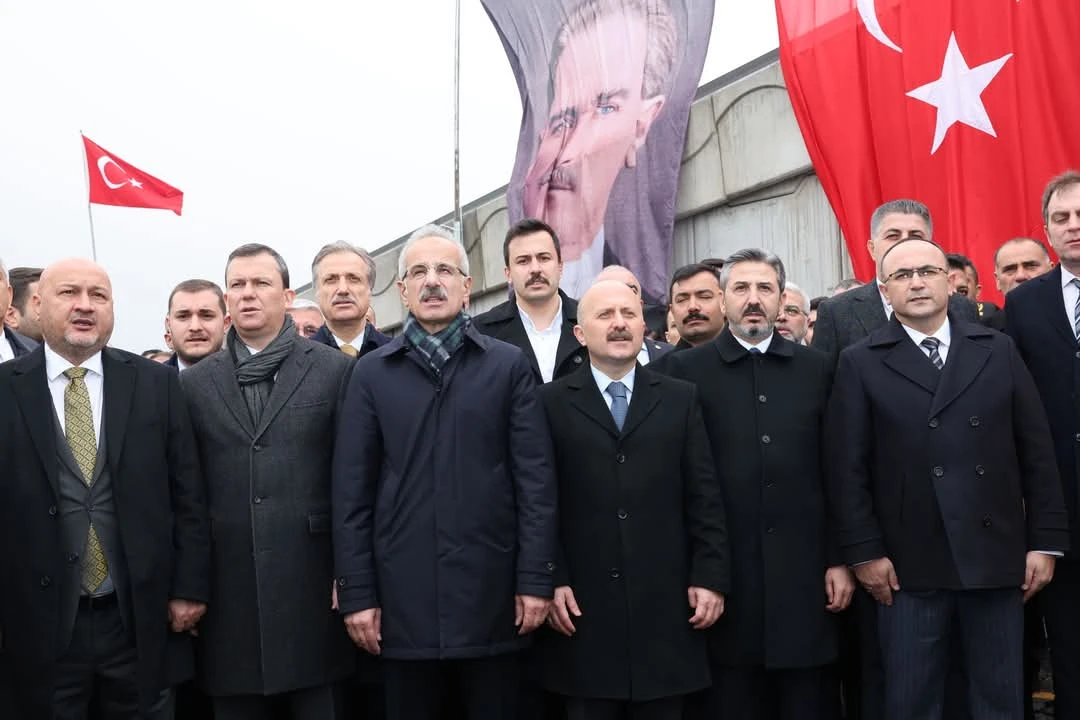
[870, 199, 933, 239]
[311, 241, 376, 288]
[718, 248, 787, 293]
[288, 298, 322, 312]
[783, 281, 810, 314]
[397, 225, 470, 279]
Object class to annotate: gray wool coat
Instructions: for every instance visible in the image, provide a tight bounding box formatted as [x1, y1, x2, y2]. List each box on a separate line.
[180, 338, 355, 696]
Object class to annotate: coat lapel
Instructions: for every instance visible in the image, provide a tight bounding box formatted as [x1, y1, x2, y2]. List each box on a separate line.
[928, 323, 992, 418]
[852, 282, 888, 335]
[209, 351, 257, 440]
[619, 367, 661, 439]
[11, 348, 59, 497]
[553, 294, 584, 375]
[1037, 267, 1076, 347]
[567, 364, 620, 439]
[878, 321, 940, 396]
[102, 348, 135, 478]
[253, 342, 314, 440]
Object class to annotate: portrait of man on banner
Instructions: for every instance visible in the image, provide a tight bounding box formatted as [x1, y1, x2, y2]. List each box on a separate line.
[484, 0, 714, 303]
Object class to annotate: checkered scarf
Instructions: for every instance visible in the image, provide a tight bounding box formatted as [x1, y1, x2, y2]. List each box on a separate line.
[402, 311, 470, 375]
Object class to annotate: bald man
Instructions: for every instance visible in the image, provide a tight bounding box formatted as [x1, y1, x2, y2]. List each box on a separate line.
[0, 258, 210, 719]
[594, 265, 672, 364]
[536, 280, 727, 720]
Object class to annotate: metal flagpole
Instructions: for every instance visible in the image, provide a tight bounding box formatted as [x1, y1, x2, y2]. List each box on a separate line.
[453, 0, 463, 244]
[80, 130, 99, 261]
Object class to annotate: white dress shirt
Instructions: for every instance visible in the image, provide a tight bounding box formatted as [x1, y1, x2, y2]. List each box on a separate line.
[0, 333, 14, 363]
[591, 364, 636, 410]
[1061, 265, 1080, 334]
[733, 332, 774, 353]
[878, 284, 893, 320]
[45, 344, 105, 440]
[636, 343, 651, 367]
[901, 318, 951, 364]
[176, 356, 190, 372]
[519, 297, 564, 384]
[333, 328, 367, 354]
[560, 229, 606, 300]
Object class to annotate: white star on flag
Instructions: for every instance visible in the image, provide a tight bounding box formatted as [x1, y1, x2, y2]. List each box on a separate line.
[128, 178, 143, 189]
[906, 33, 1013, 155]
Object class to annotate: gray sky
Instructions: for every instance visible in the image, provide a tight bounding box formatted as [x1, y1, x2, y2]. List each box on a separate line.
[0, 0, 778, 351]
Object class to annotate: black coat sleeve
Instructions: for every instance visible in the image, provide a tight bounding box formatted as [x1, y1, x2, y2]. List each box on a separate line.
[507, 350, 558, 599]
[165, 368, 211, 603]
[825, 349, 886, 565]
[332, 360, 383, 615]
[810, 297, 840, 362]
[682, 386, 731, 593]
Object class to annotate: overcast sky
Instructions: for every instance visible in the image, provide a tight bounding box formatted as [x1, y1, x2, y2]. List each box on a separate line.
[0, 0, 779, 351]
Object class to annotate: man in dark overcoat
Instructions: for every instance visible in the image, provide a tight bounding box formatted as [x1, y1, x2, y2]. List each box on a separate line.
[664, 248, 853, 719]
[181, 244, 354, 720]
[537, 279, 728, 720]
[332, 226, 558, 720]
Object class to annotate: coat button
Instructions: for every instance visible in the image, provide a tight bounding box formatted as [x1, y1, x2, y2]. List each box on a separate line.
[67, 553, 78, 564]
[609, 568, 621, 579]
[40, 576, 51, 587]
[253, 444, 263, 451]
[617, 509, 628, 520]
[545, 562, 555, 572]
[969, 416, 981, 427]
[983, 516, 992, 528]
[761, 435, 771, 444]
[1075, 351, 1080, 359]
[933, 466, 945, 478]
[573, 355, 583, 364]
[928, 418, 939, 429]
[1075, 433, 1080, 443]
[616, 454, 626, 464]
[975, 465, 985, 476]
[253, 496, 263, 504]
[48, 505, 57, 517]
[766, 527, 776, 534]
[758, 395, 767, 403]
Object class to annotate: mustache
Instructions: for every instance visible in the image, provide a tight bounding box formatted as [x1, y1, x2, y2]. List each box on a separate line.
[527, 273, 548, 286]
[743, 303, 765, 317]
[420, 286, 448, 301]
[683, 310, 709, 324]
[541, 166, 576, 191]
[606, 329, 634, 342]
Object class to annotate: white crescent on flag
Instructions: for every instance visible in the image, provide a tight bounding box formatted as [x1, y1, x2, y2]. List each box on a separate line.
[856, 0, 903, 53]
[96, 155, 130, 190]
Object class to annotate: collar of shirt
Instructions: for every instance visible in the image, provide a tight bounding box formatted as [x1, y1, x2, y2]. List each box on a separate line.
[0, 333, 13, 362]
[45, 343, 104, 382]
[1062, 265, 1080, 289]
[878, 284, 893, 318]
[591, 363, 635, 408]
[332, 326, 367, 352]
[177, 356, 190, 372]
[636, 342, 651, 366]
[733, 332, 774, 353]
[518, 295, 564, 335]
[900, 317, 952, 360]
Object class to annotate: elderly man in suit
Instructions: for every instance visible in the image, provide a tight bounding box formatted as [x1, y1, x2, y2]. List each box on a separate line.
[332, 225, 557, 720]
[537, 279, 727, 720]
[308, 241, 390, 358]
[0, 258, 36, 361]
[181, 244, 354, 720]
[593, 265, 672, 364]
[0, 258, 210, 719]
[829, 238, 1069, 720]
[473, 218, 588, 383]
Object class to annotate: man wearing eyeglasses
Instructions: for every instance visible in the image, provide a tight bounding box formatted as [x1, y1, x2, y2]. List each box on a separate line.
[775, 282, 811, 345]
[826, 237, 1067, 720]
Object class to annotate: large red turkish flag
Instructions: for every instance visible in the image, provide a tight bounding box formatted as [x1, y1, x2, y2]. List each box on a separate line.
[82, 135, 183, 216]
[776, 0, 1080, 306]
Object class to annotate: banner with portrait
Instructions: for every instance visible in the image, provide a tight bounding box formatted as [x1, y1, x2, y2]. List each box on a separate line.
[481, 0, 715, 303]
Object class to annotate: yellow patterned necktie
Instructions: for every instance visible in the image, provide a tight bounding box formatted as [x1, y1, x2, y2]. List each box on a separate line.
[63, 367, 109, 593]
[340, 345, 358, 358]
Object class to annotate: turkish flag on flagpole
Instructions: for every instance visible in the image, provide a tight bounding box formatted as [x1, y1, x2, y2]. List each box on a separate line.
[81, 135, 183, 216]
[776, 0, 1080, 306]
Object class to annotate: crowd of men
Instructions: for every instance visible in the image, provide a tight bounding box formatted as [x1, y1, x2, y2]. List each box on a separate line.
[1, 170, 1080, 720]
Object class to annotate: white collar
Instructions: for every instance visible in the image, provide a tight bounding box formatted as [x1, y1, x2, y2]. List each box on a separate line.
[733, 332, 774, 353]
[900, 317, 951, 349]
[518, 295, 564, 334]
[1061, 265, 1080, 288]
[590, 363, 636, 394]
[44, 343, 104, 381]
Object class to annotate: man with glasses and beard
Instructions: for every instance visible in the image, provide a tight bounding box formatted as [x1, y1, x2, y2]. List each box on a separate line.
[663, 248, 852, 719]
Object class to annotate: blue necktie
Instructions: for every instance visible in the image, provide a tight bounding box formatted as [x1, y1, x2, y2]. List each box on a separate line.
[749, 347, 762, 355]
[607, 381, 628, 432]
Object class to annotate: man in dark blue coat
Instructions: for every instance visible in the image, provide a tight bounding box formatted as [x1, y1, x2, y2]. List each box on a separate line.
[332, 225, 558, 720]
[307, 241, 390, 358]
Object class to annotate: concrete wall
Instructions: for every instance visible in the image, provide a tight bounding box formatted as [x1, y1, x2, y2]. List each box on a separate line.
[297, 50, 853, 331]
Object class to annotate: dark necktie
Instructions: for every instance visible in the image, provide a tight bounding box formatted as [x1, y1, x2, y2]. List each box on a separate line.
[920, 337, 944, 370]
[607, 381, 628, 432]
[748, 347, 762, 355]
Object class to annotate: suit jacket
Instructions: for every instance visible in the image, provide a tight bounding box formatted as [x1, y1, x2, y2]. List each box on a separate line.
[0, 347, 210, 717]
[180, 337, 355, 695]
[164, 353, 179, 369]
[644, 338, 672, 363]
[310, 322, 390, 357]
[471, 290, 588, 383]
[536, 363, 726, 701]
[827, 317, 1069, 590]
[663, 329, 840, 669]
[1005, 267, 1080, 553]
[812, 281, 979, 361]
[2, 326, 35, 359]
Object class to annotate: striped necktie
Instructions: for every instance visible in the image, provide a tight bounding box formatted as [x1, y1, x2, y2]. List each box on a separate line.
[63, 367, 109, 593]
[920, 338, 945, 370]
[1071, 278, 1080, 341]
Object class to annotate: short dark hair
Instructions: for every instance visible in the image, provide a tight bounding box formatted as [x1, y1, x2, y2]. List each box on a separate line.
[226, 243, 290, 288]
[168, 279, 226, 315]
[993, 237, 1049, 267]
[141, 349, 165, 359]
[945, 253, 969, 271]
[809, 296, 826, 312]
[1042, 170, 1080, 225]
[503, 218, 562, 266]
[668, 262, 722, 302]
[8, 266, 42, 312]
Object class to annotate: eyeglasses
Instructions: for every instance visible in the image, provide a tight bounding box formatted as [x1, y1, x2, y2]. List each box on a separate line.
[402, 263, 466, 282]
[882, 265, 947, 284]
[780, 305, 806, 317]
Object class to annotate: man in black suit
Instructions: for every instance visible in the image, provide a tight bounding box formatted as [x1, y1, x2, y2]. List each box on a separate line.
[4, 265, 43, 343]
[812, 199, 978, 361]
[664, 263, 726, 353]
[0, 258, 211, 719]
[664, 249, 853, 719]
[984, 238, 1054, 333]
[308, 241, 389, 358]
[537, 280, 727, 720]
[163, 279, 229, 371]
[1005, 170, 1080, 719]
[473, 218, 588, 383]
[0, 259, 36, 361]
[830, 239, 1068, 720]
[594, 265, 672, 364]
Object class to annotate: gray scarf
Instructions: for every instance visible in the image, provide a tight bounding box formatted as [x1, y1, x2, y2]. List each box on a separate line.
[229, 315, 297, 425]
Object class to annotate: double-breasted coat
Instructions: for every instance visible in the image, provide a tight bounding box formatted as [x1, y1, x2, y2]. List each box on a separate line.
[180, 338, 355, 696]
[536, 364, 728, 701]
[663, 328, 839, 669]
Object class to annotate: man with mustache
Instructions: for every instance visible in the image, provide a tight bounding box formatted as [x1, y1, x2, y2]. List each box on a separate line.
[309, 242, 389, 358]
[536, 279, 727, 720]
[0, 257, 210, 719]
[663, 263, 726, 354]
[474, 218, 588, 384]
[332, 226, 556, 720]
[163, 279, 229, 371]
[180, 244, 355, 720]
[663, 248, 852, 719]
[775, 282, 811, 345]
[521, 0, 676, 299]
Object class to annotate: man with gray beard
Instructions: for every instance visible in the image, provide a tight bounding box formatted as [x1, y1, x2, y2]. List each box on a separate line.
[662, 249, 852, 719]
